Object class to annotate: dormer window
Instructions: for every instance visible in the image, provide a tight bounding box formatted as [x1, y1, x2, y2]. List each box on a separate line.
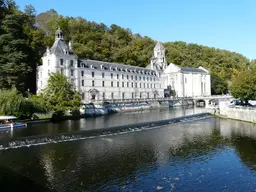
[101, 65, 104, 70]
[90, 65, 94, 69]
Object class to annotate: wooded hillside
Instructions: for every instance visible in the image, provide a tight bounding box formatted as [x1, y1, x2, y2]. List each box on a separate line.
[0, 1, 253, 95]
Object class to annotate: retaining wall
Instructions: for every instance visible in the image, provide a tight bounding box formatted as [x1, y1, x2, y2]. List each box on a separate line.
[219, 101, 256, 123]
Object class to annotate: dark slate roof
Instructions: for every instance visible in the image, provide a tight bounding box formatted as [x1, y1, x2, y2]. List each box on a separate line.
[43, 39, 73, 56]
[180, 67, 207, 73]
[79, 59, 156, 75]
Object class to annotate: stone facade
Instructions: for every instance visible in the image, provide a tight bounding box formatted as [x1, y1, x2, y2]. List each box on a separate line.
[37, 28, 211, 103]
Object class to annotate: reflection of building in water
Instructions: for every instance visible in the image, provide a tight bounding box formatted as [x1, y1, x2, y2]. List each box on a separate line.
[219, 118, 256, 138]
[37, 28, 211, 103]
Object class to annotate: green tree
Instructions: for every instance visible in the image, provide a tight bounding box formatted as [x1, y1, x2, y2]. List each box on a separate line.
[40, 73, 82, 113]
[211, 72, 228, 95]
[230, 70, 256, 101]
[0, 87, 46, 118]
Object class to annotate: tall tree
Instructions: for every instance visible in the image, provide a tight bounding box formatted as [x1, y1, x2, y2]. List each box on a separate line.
[230, 70, 256, 101]
[211, 73, 228, 95]
[40, 73, 82, 113]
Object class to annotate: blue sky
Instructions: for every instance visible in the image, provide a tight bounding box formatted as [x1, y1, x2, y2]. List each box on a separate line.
[15, 0, 256, 60]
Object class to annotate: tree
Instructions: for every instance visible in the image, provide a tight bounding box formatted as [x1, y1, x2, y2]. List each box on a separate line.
[211, 72, 228, 95]
[230, 70, 256, 101]
[0, 87, 46, 118]
[40, 73, 82, 113]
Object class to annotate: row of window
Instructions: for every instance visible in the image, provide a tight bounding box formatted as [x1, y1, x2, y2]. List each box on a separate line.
[85, 71, 156, 81]
[81, 92, 157, 100]
[81, 80, 157, 88]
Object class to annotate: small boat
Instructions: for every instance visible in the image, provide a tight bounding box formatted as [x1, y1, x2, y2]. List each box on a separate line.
[0, 116, 27, 130]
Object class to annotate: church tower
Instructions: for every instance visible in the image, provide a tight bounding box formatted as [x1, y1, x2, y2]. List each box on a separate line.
[150, 41, 167, 72]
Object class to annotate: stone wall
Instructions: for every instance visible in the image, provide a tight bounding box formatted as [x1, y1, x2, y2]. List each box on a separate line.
[219, 101, 256, 123]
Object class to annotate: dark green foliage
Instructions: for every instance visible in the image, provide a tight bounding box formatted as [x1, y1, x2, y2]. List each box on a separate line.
[0, 1, 47, 94]
[230, 70, 256, 101]
[211, 72, 228, 95]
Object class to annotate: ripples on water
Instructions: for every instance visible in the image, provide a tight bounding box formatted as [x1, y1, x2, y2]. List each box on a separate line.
[1, 109, 256, 191]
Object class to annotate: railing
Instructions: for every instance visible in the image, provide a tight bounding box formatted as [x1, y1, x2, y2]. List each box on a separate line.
[95, 97, 193, 103]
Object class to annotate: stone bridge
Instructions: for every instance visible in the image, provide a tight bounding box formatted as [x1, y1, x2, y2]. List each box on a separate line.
[95, 95, 233, 107]
[193, 95, 233, 107]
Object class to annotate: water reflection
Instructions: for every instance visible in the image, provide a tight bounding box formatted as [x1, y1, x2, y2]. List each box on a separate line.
[0, 106, 205, 141]
[2, 117, 256, 191]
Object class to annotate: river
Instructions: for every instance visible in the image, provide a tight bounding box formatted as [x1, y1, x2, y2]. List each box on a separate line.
[1, 107, 256, 191]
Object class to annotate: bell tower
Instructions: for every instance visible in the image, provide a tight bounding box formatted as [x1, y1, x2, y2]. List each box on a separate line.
[151, 41, 167, 71]
[55, 27, 64, 40]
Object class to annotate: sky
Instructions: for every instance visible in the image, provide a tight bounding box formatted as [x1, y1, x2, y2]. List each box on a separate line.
[15, 0, 256, 60]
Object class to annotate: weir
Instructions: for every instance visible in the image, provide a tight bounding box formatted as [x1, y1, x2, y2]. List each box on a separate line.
[0, 113, 212, 150]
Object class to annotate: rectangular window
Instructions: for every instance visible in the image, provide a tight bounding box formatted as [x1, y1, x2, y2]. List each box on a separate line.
[135, 83, 137, 88]
[117, 82, 119, 87]
[117, 74, 119, 79]
[147, 84, 149, 88]
[151, 84, 152, 88]
[140, 76, 141, 80]
[140, 83, 141, 88]
[60, 68, 63, 75]
[127, 75, 129, 80]
[154, 84, 156, 88]
[81, 71, 84, 77]
[92, 71, 94, 77]
[60, 59, 64, 65]
[122, 74, 124, 79]
[70, 60, 74, 67]
[48, 60, 50, 66]
[48, 70, 50, 75]
[144, 83, 145, 88]
[111, 92, 114, 99]
[122, 82, 124, 87]
[111, 73, 113, 79]
[127, 82, 129, 87]
[102, 72, 104, 78]
[131, 75, 133, 80]
[103, 92, 105, 99]
[82, 80, 84, 86]
[102, 81, 104, 87]
[71, 70, 74, 76]
[92, 80, 94, 87]
[111, 81, 113, 87]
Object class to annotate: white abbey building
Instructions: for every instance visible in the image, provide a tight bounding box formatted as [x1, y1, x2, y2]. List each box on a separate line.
[37, 28, 211, 103]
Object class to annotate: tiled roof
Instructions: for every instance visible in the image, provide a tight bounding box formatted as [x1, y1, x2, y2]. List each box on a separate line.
[79, 59, 156, 75]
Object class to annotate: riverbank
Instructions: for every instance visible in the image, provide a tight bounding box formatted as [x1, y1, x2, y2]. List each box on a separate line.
[212, 100, 256, 123]
[84, 99, 194, 116]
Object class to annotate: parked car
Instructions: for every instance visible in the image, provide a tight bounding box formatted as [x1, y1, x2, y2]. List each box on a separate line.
[229, 99, 253, 107]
